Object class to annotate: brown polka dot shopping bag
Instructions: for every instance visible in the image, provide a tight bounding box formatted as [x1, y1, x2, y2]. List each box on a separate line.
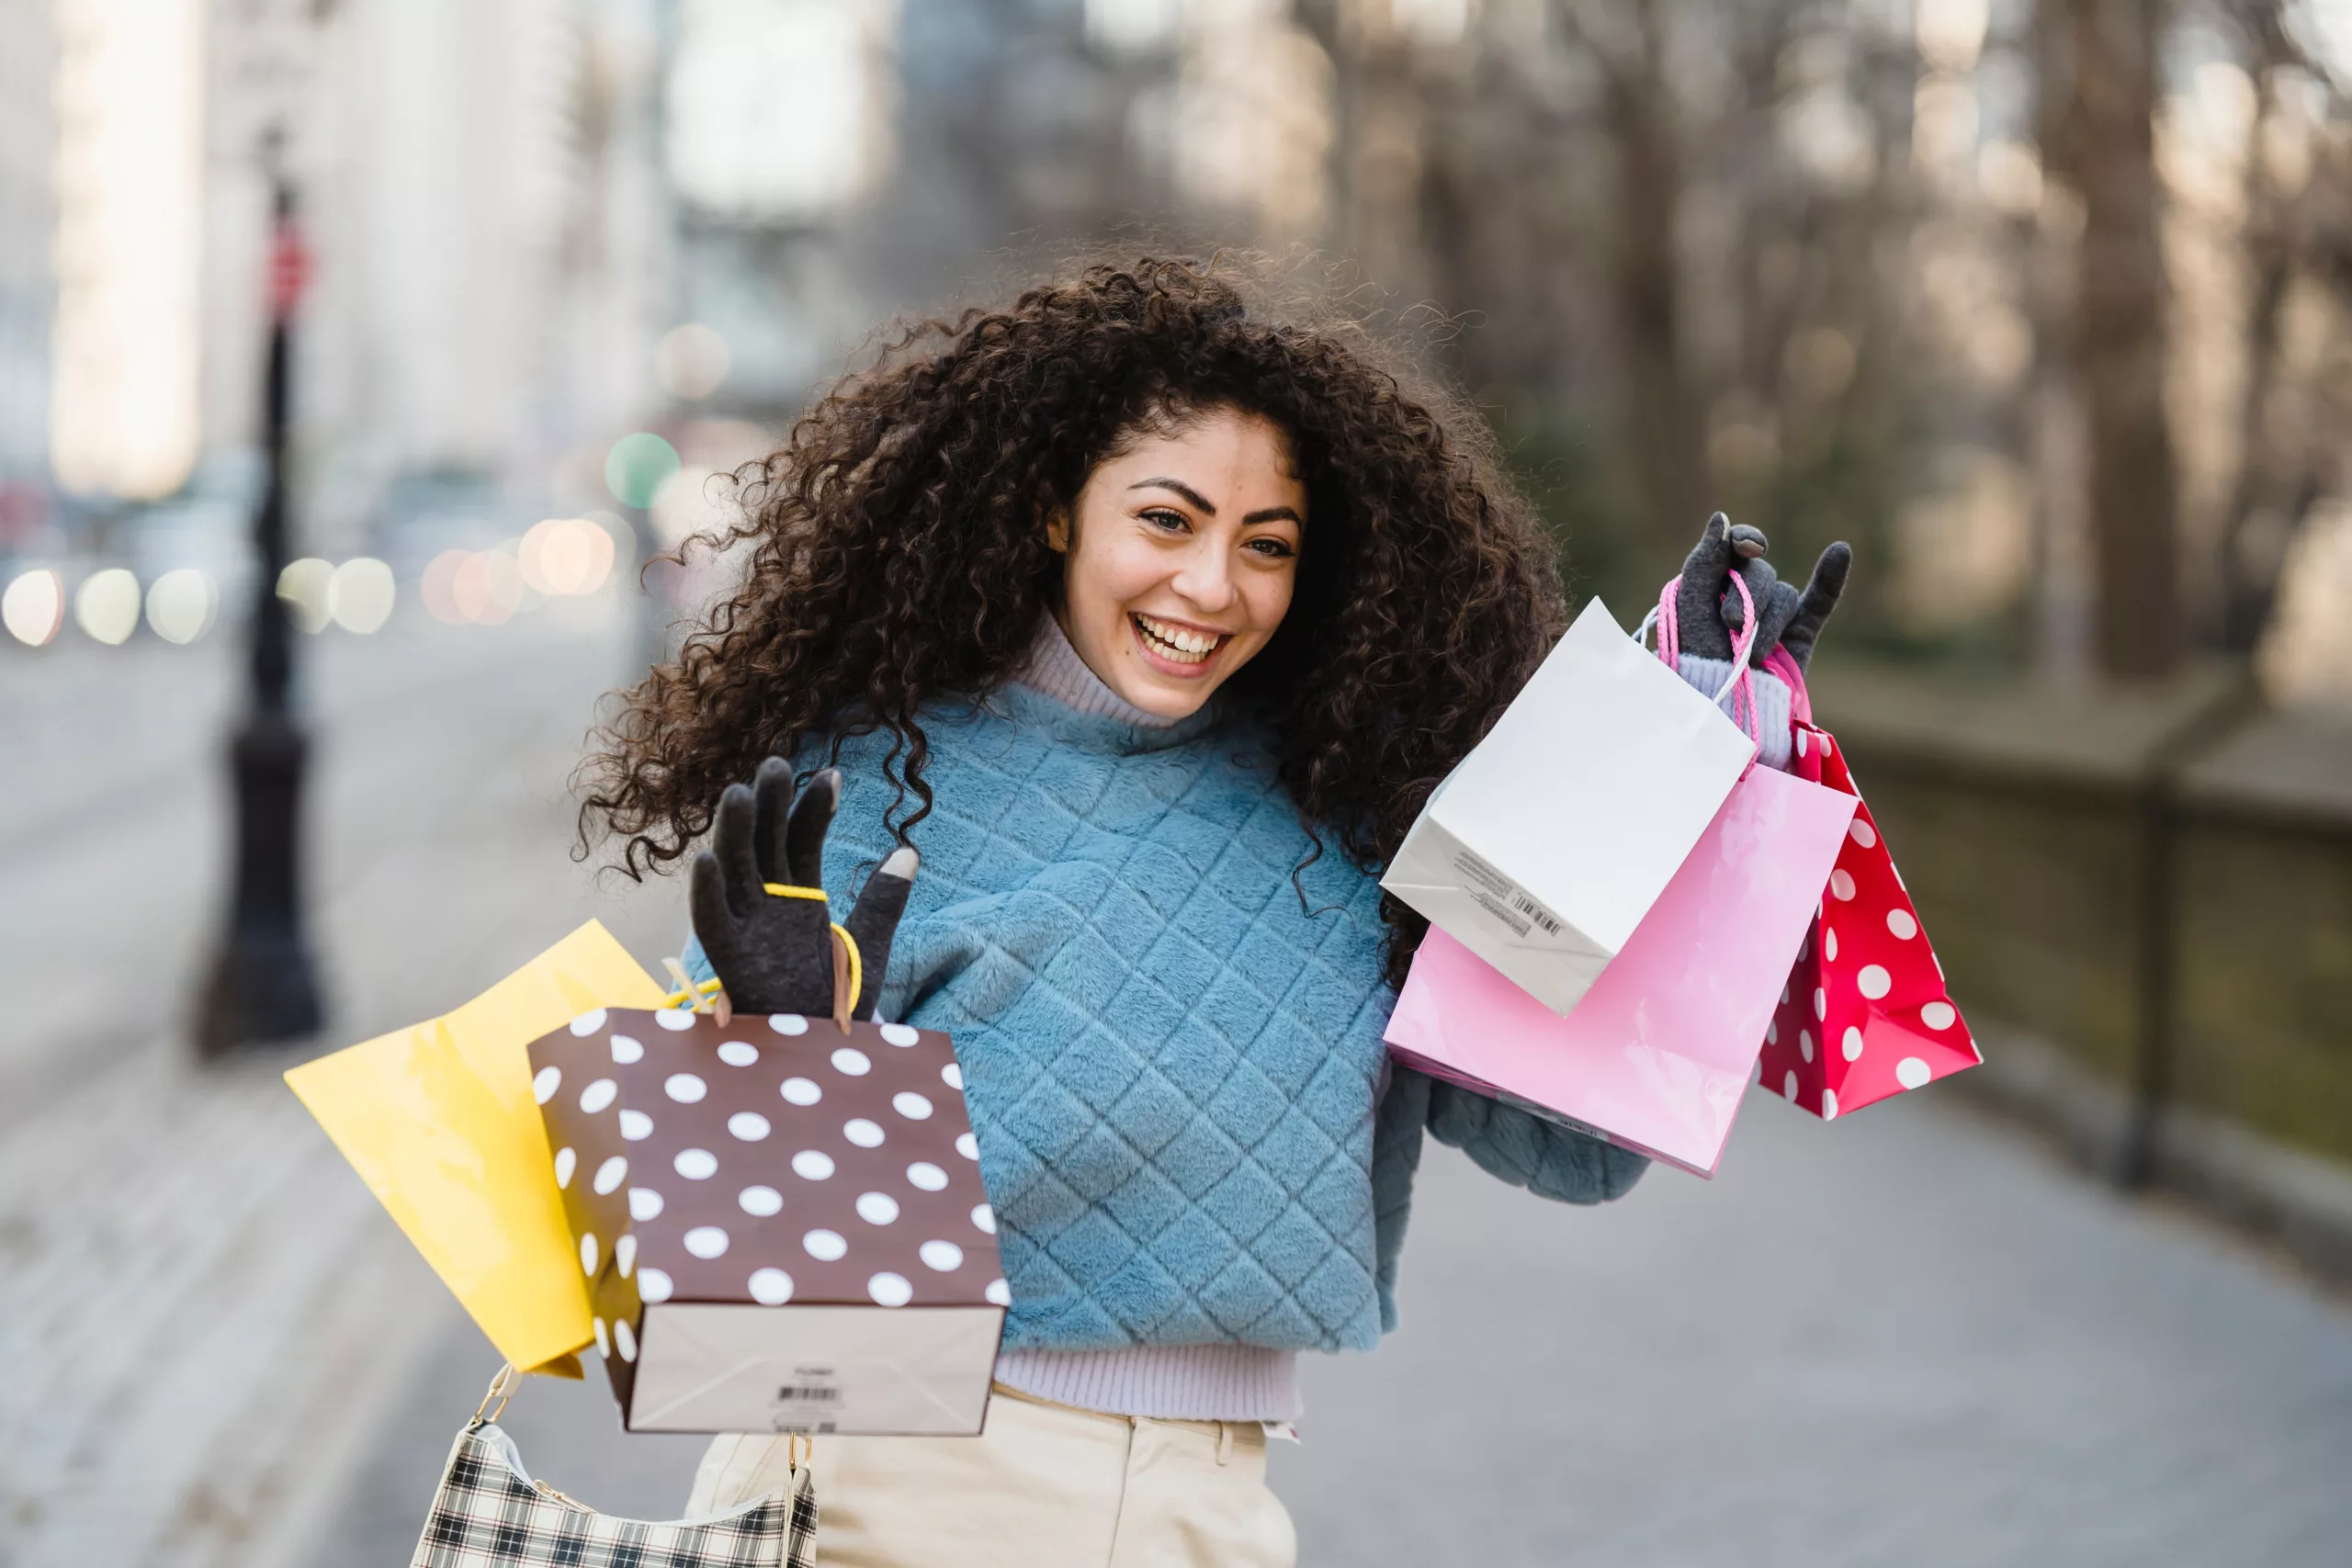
[526, 986, 1008, 1435]
[1754, 648, 1983, 1119]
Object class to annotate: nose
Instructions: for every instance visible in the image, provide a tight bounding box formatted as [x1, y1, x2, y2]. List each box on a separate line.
[1170, 537, 1238, 615]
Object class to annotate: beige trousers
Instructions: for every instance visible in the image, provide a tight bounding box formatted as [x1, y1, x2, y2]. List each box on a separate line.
[685, 1385, 1296, 1568]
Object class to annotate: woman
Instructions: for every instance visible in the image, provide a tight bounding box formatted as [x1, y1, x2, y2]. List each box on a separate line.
[582, 257, 1847, 1566]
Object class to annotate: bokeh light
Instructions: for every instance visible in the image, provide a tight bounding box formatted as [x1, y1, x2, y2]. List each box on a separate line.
[421, 549, 469, 625]
[450, 548, 525, 626]
[277, 557, 334, 634]
[143, 567, 214, 644]
[3, 570, 65, 647]
[520, 516, 617, 595]
[74, 568, 141, 645]
[328, 558, 397, 634]
[605, 432, 682, 509]
[655, 323, 730, 401]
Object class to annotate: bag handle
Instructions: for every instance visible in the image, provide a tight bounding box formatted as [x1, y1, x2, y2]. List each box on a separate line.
[1634, 568, 1759, 739]
[1763, 644, 1812, 727]
[662, 903, 863, 1036]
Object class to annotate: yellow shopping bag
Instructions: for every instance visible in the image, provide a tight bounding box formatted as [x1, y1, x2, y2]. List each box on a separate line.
[286, 921, 671, 1373]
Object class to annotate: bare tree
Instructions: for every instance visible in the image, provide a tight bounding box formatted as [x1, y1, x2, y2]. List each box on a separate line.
[2063, 0, 2185, 676]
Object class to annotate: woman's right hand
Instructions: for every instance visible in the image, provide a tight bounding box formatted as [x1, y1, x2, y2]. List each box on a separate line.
[689, 758, 919, 1019]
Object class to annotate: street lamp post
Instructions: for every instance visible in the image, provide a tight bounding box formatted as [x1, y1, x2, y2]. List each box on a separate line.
[197, 172, 322, 1057]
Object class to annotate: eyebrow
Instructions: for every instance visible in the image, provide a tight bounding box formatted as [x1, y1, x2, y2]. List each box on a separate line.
[1127, 478, 1303, 527]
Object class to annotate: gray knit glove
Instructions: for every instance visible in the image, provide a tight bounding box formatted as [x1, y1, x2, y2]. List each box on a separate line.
[689, 758, 919, 1020]
[1672, 513, 1851, 671]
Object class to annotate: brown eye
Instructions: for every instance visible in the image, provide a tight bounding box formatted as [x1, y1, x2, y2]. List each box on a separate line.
[1140, 508, 1190, 533]
[1245, 536, 1295, 559]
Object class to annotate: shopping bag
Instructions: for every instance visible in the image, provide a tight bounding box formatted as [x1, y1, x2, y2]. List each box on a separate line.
[1754, 649, 1981, 1118]
[1381, 595, 1759, 1017]
[528, 950, 1007, 1435]
[285, 921, 673, 1372]
[1385, 742, 1854, 1175]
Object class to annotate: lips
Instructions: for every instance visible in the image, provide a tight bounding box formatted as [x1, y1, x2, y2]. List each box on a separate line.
[1131, 613, 1229, 668]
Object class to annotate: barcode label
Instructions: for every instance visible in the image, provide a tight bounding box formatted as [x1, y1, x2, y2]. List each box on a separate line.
[1510, 893, 1562, 935]
[1472, 892, 1531, 939]
[1454, 850, 1565, 939]
[775, 1384, 842, 1404]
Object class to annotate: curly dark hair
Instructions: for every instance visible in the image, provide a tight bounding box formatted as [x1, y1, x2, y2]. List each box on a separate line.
[579, 254, 1566, 987]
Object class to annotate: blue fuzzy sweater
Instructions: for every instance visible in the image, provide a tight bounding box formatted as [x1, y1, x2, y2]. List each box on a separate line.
[688, 683, 1647, 1355]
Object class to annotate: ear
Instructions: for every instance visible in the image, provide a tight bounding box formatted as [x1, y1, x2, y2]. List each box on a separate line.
[1045, 507, 1071, 554]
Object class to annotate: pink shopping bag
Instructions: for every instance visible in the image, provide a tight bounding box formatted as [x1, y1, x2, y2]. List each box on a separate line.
[1753, 649, 1981, 1119]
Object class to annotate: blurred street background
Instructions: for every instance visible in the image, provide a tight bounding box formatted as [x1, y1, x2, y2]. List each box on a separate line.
[5, 1, 2352, 1563]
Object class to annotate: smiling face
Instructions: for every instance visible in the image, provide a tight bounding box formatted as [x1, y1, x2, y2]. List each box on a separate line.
[1046, 406, 1306, 719]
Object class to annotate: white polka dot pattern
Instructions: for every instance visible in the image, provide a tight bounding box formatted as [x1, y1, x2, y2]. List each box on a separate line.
[570, 1010, 606, 1037]
[1752, 717, 1980, 1122]
[525, 1006, 1006, 1335]
[613, 1319, 637, 1362]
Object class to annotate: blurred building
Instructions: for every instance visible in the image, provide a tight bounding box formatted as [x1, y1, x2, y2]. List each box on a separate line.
[0, 0, 51, 549]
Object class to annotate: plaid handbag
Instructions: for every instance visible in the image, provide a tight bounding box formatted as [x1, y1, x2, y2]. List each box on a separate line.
[411, 1366, 818, 1568]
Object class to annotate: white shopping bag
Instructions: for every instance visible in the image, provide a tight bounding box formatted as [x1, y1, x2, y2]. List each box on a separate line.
[1380, 597, 1757, 1016]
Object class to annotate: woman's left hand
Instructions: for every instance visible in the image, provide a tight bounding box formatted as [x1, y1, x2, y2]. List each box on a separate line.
[1672, 512, 1852, 671]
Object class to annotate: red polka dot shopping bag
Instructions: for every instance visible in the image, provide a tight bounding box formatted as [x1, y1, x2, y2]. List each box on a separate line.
[526, 982, 1007, 1436]
[1754, 647, 1982, 1119]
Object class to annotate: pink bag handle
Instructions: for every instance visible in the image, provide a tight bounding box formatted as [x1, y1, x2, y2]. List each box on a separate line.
[1764, 645, 1812, 727]
[1638, 570, 1759, 740]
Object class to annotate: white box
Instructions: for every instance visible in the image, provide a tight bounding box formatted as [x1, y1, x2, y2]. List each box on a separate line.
[1380, 597, 1756, 1016]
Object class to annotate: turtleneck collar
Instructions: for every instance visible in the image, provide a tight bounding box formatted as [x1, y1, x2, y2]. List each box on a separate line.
[1000, 615, 1225, 755]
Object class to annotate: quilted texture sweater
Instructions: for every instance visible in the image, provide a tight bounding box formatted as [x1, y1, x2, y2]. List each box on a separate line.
[684, 665, 1650, 1372]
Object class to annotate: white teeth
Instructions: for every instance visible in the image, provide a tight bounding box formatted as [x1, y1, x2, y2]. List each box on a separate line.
[1136, 615, 1224, 663]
